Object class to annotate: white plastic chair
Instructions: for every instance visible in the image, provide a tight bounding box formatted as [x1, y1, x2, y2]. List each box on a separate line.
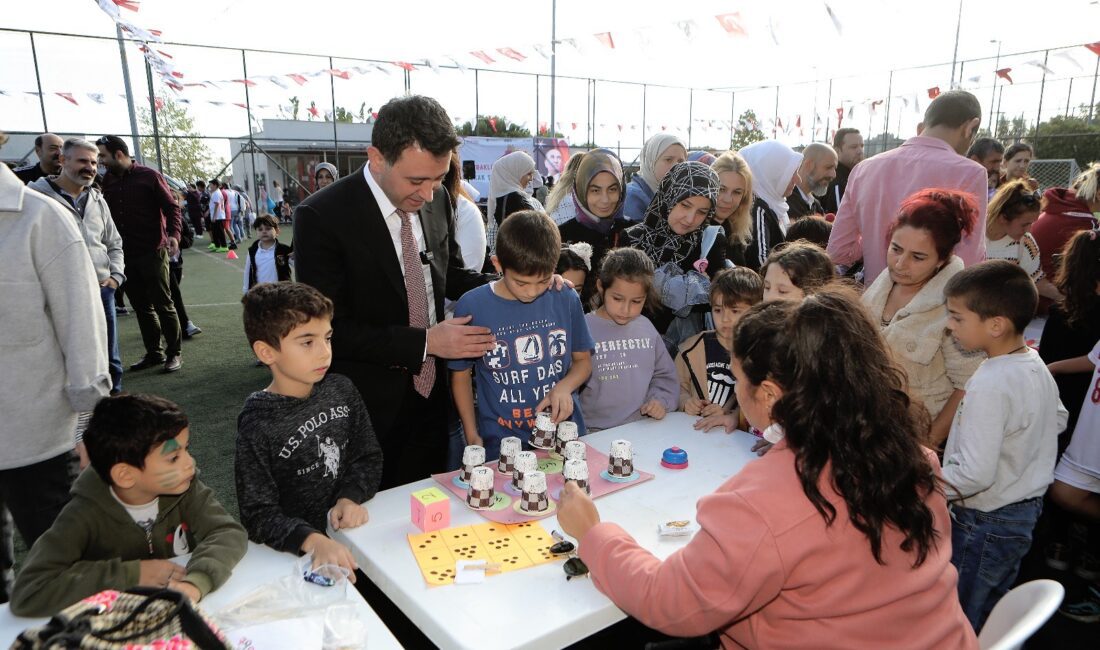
[978, 579, 1065, 650]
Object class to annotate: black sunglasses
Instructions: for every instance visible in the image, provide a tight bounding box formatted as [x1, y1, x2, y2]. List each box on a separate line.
[550, 530, 589, 580]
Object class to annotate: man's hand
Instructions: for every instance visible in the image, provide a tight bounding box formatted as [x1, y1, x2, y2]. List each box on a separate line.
[301, 533, 358, 583]
[168, 578, 202, 602]
[138, 559, 186, 588]
[536, 386, 574, 423]
[426, 315, 495, 359]
[99, 277, 119, 290]
[640, 400, 667, 420]
[329, 498, 369, 531]
[558, 482, 600, 541]
[166, 236, 179, 257]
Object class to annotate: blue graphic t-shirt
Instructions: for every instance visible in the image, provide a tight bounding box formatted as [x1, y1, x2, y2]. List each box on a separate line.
[449, 283, 595, 459]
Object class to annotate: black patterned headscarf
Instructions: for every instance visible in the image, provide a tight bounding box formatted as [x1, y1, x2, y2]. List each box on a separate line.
[633, 161, 720, 267]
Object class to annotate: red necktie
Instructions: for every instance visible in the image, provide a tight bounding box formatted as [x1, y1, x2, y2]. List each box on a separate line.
[399, 210, 435, 398]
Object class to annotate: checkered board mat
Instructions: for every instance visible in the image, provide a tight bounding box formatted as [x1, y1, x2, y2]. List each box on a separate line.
[408, 521, 558, 586]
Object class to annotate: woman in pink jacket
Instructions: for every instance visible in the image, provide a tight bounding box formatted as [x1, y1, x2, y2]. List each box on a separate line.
[559, 287, 977, 649]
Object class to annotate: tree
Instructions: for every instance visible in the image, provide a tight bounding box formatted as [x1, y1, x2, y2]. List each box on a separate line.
[1030, 113, 1100, 168]
[139, 98, 224, 183]
[457, 115, 531, 137]
[730, 110, 765, 150]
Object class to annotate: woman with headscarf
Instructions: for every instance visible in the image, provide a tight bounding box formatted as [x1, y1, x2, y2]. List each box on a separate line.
[624, 134, 687, 222]
[551, 150, 630, 275]
[485, 151, 542, 256]
[314, 162, 338, 190]
[738, 141, 803, 271]
[623, 161, 726, 348]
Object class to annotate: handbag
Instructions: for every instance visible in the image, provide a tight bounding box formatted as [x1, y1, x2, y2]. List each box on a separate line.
[13, 587, 231, 650]
[654, 225, 724, 351]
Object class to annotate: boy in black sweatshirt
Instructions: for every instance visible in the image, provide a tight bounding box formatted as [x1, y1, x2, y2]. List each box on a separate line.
[236, 282, 383, 579]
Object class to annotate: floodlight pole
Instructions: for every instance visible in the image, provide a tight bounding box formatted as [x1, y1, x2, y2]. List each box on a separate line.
[115, 25, 143, 163]
[949, 0, 964, 87]
[550, 0, 557, 138]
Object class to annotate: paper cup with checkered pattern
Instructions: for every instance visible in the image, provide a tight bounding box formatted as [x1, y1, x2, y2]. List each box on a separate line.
[459, 445, 485, 484]
[531, 412, 557, 449]
[466, 466, 496, 509]
[563, 440, 586, 462]
[554, 422, 578, 456]
[608, 439, 634, 478]
[563, 459, 590, 495]
[519, 470, 549, 513]
[498, 436, 522, 474]
[512, 451, 538, 490]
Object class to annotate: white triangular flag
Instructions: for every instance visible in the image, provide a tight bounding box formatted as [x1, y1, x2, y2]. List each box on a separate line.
[1054, 51, 1083, 71]
[1026, 59, 1055, 75]
[447, 56, 468, 73]
[532, 44, 551, 60]
[87, 93, 106, 104]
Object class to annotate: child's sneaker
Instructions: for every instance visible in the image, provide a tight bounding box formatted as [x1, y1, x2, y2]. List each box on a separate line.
[207, 243, 217, 251]
[1046, 542, 1073, 572]
[1076, 551, 1100, 582]
[1059, 585, 1100, 624]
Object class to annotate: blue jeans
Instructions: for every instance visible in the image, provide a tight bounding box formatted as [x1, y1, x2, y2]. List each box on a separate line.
[230, 216, 244, 241]
[950, 497, 1042, 631]
[100, 284, 122, 392]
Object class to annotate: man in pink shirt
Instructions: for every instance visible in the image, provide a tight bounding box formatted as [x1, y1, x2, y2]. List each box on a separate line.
[827, 91, 988, 284]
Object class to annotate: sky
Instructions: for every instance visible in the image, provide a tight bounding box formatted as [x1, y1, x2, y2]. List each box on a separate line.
[3, 0, 1100, 162]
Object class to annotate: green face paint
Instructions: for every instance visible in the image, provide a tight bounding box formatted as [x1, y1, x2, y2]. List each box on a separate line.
[153, 467, 184, 490]
[160, 438, 181, 455]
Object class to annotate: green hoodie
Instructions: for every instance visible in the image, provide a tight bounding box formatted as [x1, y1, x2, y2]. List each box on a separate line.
[10, 468, 247, 617]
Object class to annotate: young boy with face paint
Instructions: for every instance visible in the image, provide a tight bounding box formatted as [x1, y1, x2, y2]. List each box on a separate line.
[9, 395, 247, 617]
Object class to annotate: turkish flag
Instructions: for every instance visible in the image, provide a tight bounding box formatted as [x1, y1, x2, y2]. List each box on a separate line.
[928, 86, 941, 99]
[392, 62, 416, 71]
[996, 68, 1014, 84]
[595, 32, 615, 49]
[326, 69, 351, 79]
[56, 92, 78, 106]
[308, 106, 320, 117]
[497, 48, 526, 62]
[489, 117, 498, 133]
[470, 50, 495, 64]
[1085, 42, 1100, 56]
[715, 12, 747, 36]
[233, 78, 258, 86]
[287, 74, 308, 86]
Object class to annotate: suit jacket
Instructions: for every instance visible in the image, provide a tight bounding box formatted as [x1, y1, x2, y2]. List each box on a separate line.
[293, 166, 493, 435]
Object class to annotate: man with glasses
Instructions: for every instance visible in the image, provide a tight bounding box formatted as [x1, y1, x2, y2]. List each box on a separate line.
[96, 135, 185, 373]
[827, 90, 989, 283]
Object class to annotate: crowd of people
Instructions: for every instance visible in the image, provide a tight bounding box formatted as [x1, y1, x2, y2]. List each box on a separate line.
[1, 86, 1098, 647]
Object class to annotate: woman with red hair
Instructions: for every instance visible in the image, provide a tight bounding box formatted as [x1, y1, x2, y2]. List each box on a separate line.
[861, 189, 985, 446]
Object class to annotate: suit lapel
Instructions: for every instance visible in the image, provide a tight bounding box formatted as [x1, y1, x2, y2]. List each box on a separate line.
[353, 169, 406, 298]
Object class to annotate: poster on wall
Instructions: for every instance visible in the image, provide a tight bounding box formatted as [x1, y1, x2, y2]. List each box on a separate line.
[534, 137, 571, 182]
[458, 137, 534, 200]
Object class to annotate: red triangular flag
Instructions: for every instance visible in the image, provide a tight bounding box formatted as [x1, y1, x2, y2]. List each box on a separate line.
[164, 81, 183, 92]
[795, 115, 802, 128]
[496, 48, 526, 62]
[927, 86, 941, 99]
[996, 68, 1014, 84]
[112, 0, 140, 11]
[595, 33, 615, 49]
[835, 107, 844, 128]
[489, 117, 498, 133]
[308, 106, 320, 117]
[56, 92, 79, 106]
[1085, 42, 1100, 56]
[391, 62, 416, 72]
[287, 74, 307, 86]
[470, 50, 495, 64]
[232, 78, 257, 86]
[326, 68, 351, 79]
[715, 12, 747, 36]
[233, 103, 248, 109]
[154, 97, 164, 111]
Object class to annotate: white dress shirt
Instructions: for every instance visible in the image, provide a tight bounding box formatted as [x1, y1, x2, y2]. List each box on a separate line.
[363, 163, 437, 327]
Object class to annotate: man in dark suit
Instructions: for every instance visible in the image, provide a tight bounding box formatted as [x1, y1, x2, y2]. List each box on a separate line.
[294, 95, 497, 489]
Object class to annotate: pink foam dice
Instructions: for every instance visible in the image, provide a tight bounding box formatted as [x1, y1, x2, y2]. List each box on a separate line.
[410, 487, 451, 532]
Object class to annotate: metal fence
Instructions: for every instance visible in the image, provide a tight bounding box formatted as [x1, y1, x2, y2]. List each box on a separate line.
[3, 27, 1099, 207]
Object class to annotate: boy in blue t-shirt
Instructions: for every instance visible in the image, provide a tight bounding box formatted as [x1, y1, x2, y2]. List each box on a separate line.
[450, 210, 594, 460]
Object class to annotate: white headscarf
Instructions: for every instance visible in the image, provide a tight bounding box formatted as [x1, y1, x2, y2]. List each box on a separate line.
[488, 151, 536, 222]
[738, 140, 803, 229]
[637, 134, 686, 192]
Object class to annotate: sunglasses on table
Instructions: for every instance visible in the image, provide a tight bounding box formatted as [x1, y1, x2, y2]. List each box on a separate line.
[551, 530, 590, 581]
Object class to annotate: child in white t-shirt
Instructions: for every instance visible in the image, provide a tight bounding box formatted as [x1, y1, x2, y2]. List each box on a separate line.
[942, 260, 1068, 631]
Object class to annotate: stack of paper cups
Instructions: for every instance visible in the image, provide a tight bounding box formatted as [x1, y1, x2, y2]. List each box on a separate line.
[512, 451, 538, 490]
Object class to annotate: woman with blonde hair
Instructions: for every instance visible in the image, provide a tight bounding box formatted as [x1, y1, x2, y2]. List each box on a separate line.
[985, 179, 1061, 300]
[711, 151, 755, 267]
